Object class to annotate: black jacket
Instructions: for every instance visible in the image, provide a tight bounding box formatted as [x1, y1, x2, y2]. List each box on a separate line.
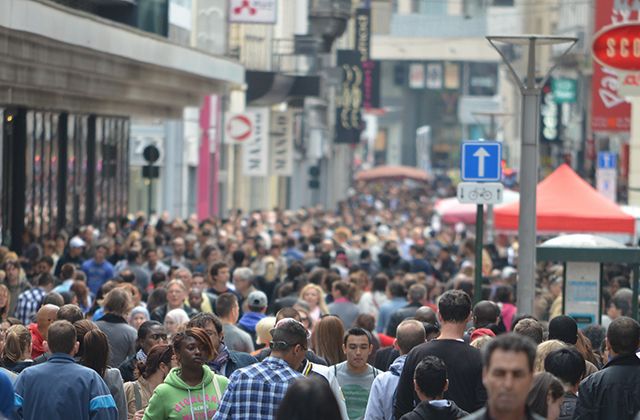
[559, 392, 577, 420]
[150, 303, 197, 323]
[400, 400, 468, 420]
[386, 302, 422, 337]
[573, 353, 640, 420]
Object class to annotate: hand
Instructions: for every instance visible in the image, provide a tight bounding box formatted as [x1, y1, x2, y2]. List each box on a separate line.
[133, 409, 145, 420]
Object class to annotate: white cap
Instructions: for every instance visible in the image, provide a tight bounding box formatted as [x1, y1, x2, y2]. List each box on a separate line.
[70, 236, 86, 249]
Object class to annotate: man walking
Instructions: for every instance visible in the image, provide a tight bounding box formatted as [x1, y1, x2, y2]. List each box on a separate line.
[213, 318, 305, 419]
[333, 327, 380, 420]
[573, 316, 640, 419]
[395, 290, 486, 418]
[463, 333, 542, 420]
[364, 320, 426, 420]
[14, 320, 117, 419]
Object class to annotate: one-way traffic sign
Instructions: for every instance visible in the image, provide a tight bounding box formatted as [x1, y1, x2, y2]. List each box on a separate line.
[461, 141, 502, 182]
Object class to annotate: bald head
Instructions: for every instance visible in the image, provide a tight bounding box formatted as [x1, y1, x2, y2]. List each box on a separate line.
[396, 319, 426, 355]
[414, 306, 437, 325]
[473, 300, 500, 328]
[36, 304, 60, 337]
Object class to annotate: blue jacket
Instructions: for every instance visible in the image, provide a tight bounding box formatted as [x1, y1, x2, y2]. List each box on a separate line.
[238, 312, 265, 334]
[364, 355, 406, 420]
[14, 353, 117, 420]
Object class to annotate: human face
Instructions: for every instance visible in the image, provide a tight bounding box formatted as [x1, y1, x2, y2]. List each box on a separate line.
[188, 291, 203, 309]
[483, 350, 533, 415]
[177, 336, 207, 370]
[95, 247, 107, 264]
[215, 267, 230, 285]
[298, 311, 311, 330]
[192, 275, 206, 290]
[343, 335, 373, 372]
[130, 313, 147, 330]
[607, 303, 622, 320]
[202, 321, 220, 357]
[173, 239, 185, 256]
[164, 317, 179, 336]
[141, 325, 168, 354]
[147, 251, 158, 265]
[167, 285, 186, 308]
[302, 288, 320, 307]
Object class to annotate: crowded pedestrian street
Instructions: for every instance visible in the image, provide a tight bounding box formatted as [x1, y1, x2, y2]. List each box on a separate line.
[2, 0, 640, 419]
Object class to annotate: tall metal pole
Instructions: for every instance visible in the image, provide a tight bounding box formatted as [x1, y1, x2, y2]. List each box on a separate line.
[486, 35, 576, 316]
[474, 204, 484, 304]
[147, 176, 153, 217]
[517, 39, 541, 316]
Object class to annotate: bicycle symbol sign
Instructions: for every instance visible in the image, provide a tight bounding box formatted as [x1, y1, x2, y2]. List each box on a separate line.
[457, 182, 504, 205]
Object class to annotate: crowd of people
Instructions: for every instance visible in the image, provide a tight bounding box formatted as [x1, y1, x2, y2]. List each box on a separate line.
[0, 182, 638, 419]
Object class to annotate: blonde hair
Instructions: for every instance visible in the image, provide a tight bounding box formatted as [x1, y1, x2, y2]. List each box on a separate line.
[255, 316, 277, 345]
[470, 335, 493, 350]
[535, 339, 567, 372]
[1, 325, 31, 364]
[299, 284, 329, 315]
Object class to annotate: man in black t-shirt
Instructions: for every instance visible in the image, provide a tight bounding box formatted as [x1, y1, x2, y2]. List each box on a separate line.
[394, 290, 487, 418]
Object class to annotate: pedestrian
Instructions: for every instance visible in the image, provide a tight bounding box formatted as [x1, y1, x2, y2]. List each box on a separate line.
[237, 290, 268, 342]
[212, 318, 307, 419]
[333, 327, 380, 420]
[312, 314, 347, 366]
[395, 290, 486, 418]
[186, 312, 257, 378]
[399, 356, 468, 420]
[150, 280, 196, 323]
[123, 344, 175, 419]
[543, 347, 585, 420]
[96, 288, 138, 367]
[513, 318, 544, 345]
[463, 333, 542, 420]
[276, 376, 343, 420]
[0, 325, 32, 373]
[216, 292, 254, 353]
[143, 328, 229, 419]
[82, 244, 115, 296]
[164, 308, 189, 338]
[28, 303, 59, 359]
[299, 283, 330, 323]
[376, 281, 407, 333]
[14, 320, 118, 419]
[386, 284, 427, 337]
[13, 273, 54, 324]
[573, 316, 640, 419]
[0, 369, 13, 419]
[526, 372, 564, 420]
[329, 281, 360, 329]
[0, 284, 10, 322]
[118, 321, 168, 383]
[79, 327, 128, 420]
[128, 306, 150, 330]
[364, 319, 426, 420]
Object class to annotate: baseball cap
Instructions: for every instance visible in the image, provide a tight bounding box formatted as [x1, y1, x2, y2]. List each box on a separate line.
[70, 236, 86, 249]
[248, 291, 268, 309]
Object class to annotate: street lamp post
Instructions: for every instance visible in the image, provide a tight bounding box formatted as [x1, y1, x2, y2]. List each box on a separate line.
[486, 36, 576, 315]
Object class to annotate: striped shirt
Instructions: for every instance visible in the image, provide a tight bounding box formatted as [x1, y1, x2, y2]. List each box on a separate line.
[14, 287, 46, 325]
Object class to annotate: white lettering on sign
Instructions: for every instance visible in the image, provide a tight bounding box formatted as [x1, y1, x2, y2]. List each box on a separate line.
[242, 108, 269, 177]
[269, 111, 293, 176]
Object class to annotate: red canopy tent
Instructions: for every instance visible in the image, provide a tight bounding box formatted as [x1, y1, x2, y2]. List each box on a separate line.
[494, 164, 634, 234]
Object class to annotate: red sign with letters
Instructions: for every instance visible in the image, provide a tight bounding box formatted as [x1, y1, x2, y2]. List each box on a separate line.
[591, 0, 633, 132]
[593, 23, 640, 71]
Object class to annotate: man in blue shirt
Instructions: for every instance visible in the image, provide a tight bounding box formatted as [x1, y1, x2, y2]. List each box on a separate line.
[213, 318, 307, 419]
[14, 320, 117, 420]
[376, 281, 407, 333]
[82, 244, 115, 295]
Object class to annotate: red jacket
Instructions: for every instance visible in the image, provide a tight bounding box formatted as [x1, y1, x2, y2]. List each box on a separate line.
[28, 323, 45, 359]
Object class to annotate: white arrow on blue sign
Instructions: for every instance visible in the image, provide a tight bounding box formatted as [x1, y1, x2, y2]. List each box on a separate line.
[597, 152, 617, 170]
[461, 141, 502, 182]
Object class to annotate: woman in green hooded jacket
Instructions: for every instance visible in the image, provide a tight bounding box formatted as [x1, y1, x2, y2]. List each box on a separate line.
[143, 327, 228, 419]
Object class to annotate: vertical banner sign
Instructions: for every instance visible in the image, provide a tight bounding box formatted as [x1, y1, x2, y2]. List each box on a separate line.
[355, 8, 380, 110]
[242, 108, 269, 177]
[409, 64, 425, 89]
[335, 50, 363, 144]
[591, 0, 631, 132]
[596, 151, 617, 202]
[269, 111, 293, 176]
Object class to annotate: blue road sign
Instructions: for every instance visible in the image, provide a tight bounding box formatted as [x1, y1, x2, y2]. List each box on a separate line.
[461, 141, 502, 182]
[597, 152, 617, 170]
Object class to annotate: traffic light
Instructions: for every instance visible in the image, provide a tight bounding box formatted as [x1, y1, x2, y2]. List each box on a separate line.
[540, 81, 560, 142]
[308, 165, 320, 189]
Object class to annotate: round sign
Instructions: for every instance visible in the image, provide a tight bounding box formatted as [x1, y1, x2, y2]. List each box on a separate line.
[226, 114, 253, 143]
[593, 23, 640, 71]
[143, 145, 160, 163]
